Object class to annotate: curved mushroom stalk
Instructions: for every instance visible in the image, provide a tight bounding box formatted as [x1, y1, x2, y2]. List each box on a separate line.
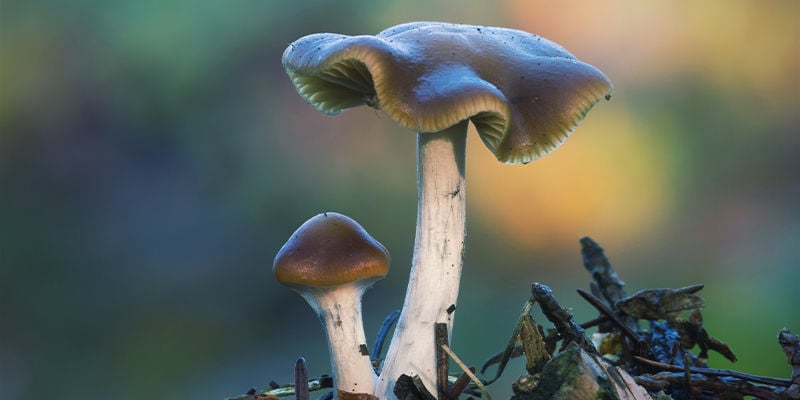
[377, 121, 468, 392]
[273, 212, 390, 399]
[282, 22, 613, 398]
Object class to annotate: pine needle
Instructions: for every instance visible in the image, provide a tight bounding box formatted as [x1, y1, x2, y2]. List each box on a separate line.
[439, 344, 493, 400]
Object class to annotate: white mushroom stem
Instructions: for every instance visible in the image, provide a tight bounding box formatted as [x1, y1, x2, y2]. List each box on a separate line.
[297, 283, 377, 396]
[377, 120, 468, 397]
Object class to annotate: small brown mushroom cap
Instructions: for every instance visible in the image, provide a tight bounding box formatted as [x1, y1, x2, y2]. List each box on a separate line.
[282, 21, 613, 164]
[273, 212, 390, 288]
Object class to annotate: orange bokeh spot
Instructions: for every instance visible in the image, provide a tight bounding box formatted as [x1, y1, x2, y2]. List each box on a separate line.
[467, 106, 671, 251]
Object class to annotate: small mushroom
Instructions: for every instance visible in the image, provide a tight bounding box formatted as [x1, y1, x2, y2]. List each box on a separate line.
[273, 212, 389, 399]
[282, 22, 613, 396]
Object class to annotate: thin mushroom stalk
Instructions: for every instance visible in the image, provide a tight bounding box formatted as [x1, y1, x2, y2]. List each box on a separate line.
[299, 285, 377, 396]
[281, 22, 613, 398]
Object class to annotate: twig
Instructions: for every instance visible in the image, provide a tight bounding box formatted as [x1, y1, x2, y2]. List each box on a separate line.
[678, 309, 738, 362]
[435, 323, 449, 400]
[681, 352, 693, 400]
[577, 288, 646, 354]
[635, 371, 782, 400]
[633, 356, 791, 387]
[294, 357, 309, 400]
[580, 236, 627, 307]
[532, 282, 598, 355]
[440, 344, 493, 400]
[446, 368, 474, 400]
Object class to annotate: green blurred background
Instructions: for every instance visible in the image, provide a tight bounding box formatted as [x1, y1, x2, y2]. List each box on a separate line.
[1, 1, 798, 398]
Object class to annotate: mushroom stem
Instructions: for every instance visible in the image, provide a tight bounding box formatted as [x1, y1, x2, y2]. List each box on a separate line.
[377, 120, 468, 396]
[299, 284, 377, 396]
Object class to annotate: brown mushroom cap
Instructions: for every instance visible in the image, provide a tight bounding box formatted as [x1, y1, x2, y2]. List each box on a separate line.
[273, 212, 390, 288]
[282, 21, 613, 164]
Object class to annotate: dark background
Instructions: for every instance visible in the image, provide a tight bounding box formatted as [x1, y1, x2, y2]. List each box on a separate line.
[1, 1, 798, 399]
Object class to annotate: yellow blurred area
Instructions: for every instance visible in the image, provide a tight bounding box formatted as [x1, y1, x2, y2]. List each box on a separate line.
[468, 105, 671, 251]
[505, 0, 800, 105]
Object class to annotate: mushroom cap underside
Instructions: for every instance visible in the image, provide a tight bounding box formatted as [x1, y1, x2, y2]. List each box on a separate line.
[282, 21, 613, 164]
[273, 212, 390, 287]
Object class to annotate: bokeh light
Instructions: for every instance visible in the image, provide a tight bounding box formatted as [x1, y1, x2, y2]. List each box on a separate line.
[468, 105, 672, 252]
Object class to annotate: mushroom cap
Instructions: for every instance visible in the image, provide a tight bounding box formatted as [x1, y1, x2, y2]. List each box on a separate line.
[273, 212, 390, 288]
[282, 21, 613, 164]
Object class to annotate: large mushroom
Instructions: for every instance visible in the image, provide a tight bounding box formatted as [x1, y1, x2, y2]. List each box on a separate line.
[282, 22, 613, 397]
[273, 212, 390, 399]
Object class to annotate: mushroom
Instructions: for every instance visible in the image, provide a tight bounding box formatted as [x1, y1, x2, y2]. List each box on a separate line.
[281, 22, 613, 396]
[273, 212, 390, 399]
